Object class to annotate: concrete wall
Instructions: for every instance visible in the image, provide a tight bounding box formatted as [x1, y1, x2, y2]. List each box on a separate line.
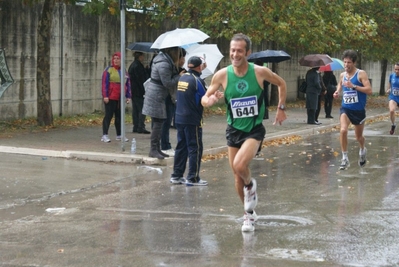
[0, 0, 390, 120]
[0, 1, 162, 120]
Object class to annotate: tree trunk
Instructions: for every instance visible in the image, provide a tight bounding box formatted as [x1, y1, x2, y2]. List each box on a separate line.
[36, 0, 55, 126]
[380, 59, 388, 96]
[357, 51, 362, 69]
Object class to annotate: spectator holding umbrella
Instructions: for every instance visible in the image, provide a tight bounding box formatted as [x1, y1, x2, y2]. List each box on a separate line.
[248, 50, 291, 120]
[305, 67, 322, 125]
[145, 28, 210, 159]
[142, 47, 184, 159]
[161, 48, 187, 155]
[253, 59, 270, 120]
[315, 72, 327, 124]
[299, 54, 333, 125]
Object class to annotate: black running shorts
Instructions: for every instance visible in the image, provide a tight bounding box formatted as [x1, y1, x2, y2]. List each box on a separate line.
[226, 123, 266, 148]
[340, 107, 366, 125]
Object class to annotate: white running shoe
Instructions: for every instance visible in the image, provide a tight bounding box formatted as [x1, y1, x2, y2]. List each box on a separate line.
[185, 179, 208, 186]
[358, 147, 367, 168]
[170, 177, 186, 184]
[116, 135, 129, 142]
[240, 210, 259, 222]
[339, 159, 350, 170]
[162, 148, 175, 157]
[101, 135, 111, 143]
[243, 178, 258, 212]
[241, 212, 255, 232]
[252, 210, 259, 222]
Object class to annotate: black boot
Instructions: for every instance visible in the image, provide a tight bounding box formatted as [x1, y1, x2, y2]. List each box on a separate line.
[149, 143, 165, 159]
[307, 109, 316, 124]
[149, 139, 165, 159]
[148, 120, 165, 159]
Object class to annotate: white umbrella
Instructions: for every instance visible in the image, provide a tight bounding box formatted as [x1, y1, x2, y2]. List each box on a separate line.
[184, 44, 224, 79]
[151, 28, 209, 49]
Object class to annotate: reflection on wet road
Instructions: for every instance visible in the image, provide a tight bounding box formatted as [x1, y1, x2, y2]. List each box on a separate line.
[0, 121, 398, 266]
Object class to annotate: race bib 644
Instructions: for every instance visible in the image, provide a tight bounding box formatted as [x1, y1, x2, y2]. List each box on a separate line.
[230, 96, 258, 119]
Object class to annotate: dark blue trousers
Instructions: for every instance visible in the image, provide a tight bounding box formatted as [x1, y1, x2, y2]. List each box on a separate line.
[172, 124, 203, 182]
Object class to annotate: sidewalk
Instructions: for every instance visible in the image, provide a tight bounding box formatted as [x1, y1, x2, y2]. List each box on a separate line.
[0, 105, 389, 165]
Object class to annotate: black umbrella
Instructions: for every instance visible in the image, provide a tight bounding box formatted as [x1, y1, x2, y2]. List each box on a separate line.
[247, 50, 291, 63]
[127, 42, 157, 53]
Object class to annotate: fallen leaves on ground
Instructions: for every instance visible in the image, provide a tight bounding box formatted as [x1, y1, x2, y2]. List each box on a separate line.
[202, 152, 228, 162]
[260, 135, 302, 148]
[201, 135, 303, 162]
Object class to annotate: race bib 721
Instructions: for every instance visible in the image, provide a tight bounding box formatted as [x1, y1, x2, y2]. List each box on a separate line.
[343, 90, 359, 104]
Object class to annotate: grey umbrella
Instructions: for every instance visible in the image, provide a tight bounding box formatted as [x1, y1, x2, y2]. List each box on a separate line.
[299, 54, 333, 68]
[247, 50, 291, 63]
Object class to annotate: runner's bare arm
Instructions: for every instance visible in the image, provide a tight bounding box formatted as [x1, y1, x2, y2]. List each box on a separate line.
[387, 81, 391, 94]
[357, 70, 372, 95]
[201, 68, 227, 107]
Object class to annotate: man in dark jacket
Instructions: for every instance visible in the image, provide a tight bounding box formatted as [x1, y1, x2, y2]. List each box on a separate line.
[128, 51, 150, 134]
[305, 67, 322, 124]
[169, 56, 211, 186]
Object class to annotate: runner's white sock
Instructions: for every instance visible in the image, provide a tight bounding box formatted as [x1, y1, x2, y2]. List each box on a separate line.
[359, 148, 366, 155]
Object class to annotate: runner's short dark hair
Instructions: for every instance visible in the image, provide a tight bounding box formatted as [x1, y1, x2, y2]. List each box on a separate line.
[342, 50, 357, 63]
[231, 33, 252, 52]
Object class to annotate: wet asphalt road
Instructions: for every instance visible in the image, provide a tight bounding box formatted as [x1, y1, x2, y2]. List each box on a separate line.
[0, 120, 399, 267]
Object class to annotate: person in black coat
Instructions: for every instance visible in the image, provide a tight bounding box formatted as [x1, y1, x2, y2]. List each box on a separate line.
[315, 72, 327, 123]
[254, 59, 270, 120]
[305, 67, 322, 125]
[128, 51, 150, 134]
[322, 71, 338, 118]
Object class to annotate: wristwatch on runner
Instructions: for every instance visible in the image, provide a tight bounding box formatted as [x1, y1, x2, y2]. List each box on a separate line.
[278, 104, 286, 110]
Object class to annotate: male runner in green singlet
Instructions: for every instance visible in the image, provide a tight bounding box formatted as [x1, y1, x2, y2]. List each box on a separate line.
[201, 33, 287, 232]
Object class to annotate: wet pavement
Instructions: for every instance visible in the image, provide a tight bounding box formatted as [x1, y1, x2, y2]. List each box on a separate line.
[0, 103, 391, 165]
[1, 104, 399, 266]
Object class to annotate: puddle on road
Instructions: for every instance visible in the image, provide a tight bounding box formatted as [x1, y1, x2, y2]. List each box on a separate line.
[138, 166, 163, 174]
[236, 215, 315, 227]
[367, 164, 385, 169]
[261, 248, 325, 262]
